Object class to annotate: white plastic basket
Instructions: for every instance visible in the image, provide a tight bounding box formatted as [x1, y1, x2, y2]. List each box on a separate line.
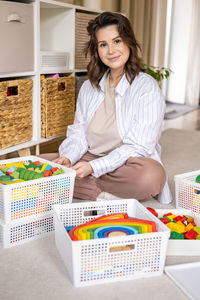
[53, 199, 170, 287]
[0, 156, 75, 223]
[175, 170, 200, 214]
[0, 212, 54, 248]
[157, 209, 200, 256]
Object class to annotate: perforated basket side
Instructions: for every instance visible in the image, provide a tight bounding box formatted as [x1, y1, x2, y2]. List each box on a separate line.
[56, 199, 135, 227]
[0, 212, 54, 248]
[54, 211, 75, 283]
[175, 171, 200, 214]
[0, 184, 4, 220]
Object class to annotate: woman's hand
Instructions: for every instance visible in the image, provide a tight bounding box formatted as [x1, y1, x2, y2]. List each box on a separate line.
[72, 162, 93, 178]
[53, 157, 71, 168]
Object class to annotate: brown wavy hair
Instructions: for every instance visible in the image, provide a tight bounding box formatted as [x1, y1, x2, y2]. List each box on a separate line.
[84, 12, 142, 89]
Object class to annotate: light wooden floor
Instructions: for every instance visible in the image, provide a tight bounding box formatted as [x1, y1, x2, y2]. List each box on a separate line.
[162, 108, 200, 131]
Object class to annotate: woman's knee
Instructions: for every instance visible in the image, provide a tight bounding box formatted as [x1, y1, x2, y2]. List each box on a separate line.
[137, 160, 166, 196]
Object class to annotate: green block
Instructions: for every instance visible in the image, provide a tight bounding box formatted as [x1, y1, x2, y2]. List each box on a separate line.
[11, 171, 19, 179]
[193, 227, 200, 234]
[17, 168, 43, 181]
[0, 175, 12, 183]
[26, 161, 38, 169]
[35, 168, 42, 173]
[18, 168, 26, 179]
[29, 172, 38, 180]
[52, 168, 65, 175]
[195, 175, 200, 183]
[23, 170, 30, 180]
[33, 173, 43, 179]
[170, 231, 185, 239]
[1, 167, 8, 173]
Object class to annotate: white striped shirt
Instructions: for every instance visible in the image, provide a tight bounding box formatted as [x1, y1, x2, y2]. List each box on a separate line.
[59, 72, 172, 204]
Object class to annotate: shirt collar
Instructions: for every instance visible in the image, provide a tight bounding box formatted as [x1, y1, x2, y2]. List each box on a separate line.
[99, 72, 130, 97]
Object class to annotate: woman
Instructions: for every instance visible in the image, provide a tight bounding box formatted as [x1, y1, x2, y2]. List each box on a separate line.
[44, 12, 171, 203]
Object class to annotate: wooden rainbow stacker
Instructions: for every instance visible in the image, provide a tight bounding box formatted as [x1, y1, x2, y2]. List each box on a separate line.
[66, 213, 156, 241]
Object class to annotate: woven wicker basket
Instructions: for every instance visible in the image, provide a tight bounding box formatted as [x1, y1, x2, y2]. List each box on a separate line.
[75, 12, 98, 69]
[41, 76, 75, 138]
[0, 79, 33, 150]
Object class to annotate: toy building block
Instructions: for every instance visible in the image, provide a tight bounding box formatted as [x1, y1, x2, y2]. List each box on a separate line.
[146, 207, 158, 217]
[170, 231, 184, 239]
[184, 229, 198, 240]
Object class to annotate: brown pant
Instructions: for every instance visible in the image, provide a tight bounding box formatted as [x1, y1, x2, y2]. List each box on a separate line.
[39, 152, 166, 202]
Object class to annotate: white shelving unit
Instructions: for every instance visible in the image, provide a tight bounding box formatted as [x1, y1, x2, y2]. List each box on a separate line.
[0, 0, 102, 156]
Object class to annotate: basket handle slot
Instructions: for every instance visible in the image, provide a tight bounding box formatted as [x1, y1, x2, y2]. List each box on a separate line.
[109, 244, 135, 253]
[7, 86, 18, 96]
[58, 82, 66, 91]
[83, 209, 105, 217]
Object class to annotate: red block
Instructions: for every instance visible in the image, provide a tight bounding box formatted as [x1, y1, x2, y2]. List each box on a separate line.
[33, 161, 41, 166]
[173, 215, 185, 222]
[160, 218, 170, 224]
[6, 171, 12, 176]
[184, 229, 198, 240]
[146, 207, 158, 217]
[43, 170, 52, 177]
[163, 213, 173, 217]
[51, 167, 59, 173]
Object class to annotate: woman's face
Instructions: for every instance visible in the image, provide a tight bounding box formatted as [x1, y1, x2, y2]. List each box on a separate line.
[96, 24, 130, 73]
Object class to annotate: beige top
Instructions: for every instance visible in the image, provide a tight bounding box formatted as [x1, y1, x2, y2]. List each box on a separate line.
[87, 76, 123, 156]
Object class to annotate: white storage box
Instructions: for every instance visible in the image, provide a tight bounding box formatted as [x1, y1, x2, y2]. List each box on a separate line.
[0, 156, 75, 223]
[157, 209, 200, 256]
[0, 212, 54, 248]
[53, 199, 170, 287]
[175, 170, 200, 214]
[40, 51, 69, 73]
[165, 262, 200, 300]
[0, 1, 34, 73]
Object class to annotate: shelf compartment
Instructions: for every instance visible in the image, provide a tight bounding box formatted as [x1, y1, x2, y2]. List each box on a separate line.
[40, 5, 75, 70]
[0, 78, 33, 150]
[0, 1, 34, 74]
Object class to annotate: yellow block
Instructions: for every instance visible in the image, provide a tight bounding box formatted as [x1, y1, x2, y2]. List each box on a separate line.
[185, 223, 194, 232]
[41, 163, 48, 172]
[167, 222, 186, 234]
[167, 214, 177, 221]
[6, 162, 26, 169]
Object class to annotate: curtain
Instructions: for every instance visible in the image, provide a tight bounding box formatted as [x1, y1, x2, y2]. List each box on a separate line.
[185, 0, 200, 106]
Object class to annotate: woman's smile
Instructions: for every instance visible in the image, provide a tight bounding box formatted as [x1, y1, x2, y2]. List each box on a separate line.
[108, 55, 121, 61]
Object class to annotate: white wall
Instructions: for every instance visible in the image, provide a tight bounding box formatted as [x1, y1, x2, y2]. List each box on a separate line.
[166, 0, 193, 104]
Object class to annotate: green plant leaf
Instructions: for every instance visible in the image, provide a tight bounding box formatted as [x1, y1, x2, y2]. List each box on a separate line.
[142, 62, 172, 83]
